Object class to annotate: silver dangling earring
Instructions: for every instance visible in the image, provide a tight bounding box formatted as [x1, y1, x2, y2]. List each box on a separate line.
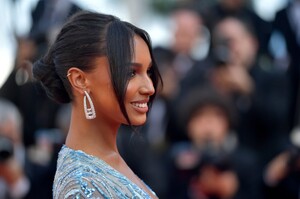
[84, 91, 96, 119]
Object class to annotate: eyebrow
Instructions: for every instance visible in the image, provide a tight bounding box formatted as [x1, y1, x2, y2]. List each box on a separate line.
[130, 61, 152, 68]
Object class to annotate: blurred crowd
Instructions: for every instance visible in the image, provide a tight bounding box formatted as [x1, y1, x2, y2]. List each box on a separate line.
[1, 0, 300, 198]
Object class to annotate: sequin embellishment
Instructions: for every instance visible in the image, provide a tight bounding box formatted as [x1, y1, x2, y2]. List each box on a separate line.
[53, 146, 156, 199]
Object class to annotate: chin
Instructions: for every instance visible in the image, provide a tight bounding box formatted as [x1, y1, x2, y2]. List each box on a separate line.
[130, 116, 147, 126]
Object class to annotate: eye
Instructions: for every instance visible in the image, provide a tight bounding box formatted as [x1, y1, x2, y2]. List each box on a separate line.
[147, 67, 153, 77]
[129, 69, 136, 78]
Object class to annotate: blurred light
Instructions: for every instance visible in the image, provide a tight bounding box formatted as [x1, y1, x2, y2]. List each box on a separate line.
[73, 0, 129, 21]
[0, 50, 14, 87]
[252, 0, 288, 21]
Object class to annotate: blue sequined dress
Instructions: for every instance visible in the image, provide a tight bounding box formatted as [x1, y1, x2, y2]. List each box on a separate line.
[53, 145, 156, 199]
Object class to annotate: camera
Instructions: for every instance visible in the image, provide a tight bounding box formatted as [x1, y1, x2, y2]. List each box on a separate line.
[0, 135, 14, 163]
[198, 141, 233, 172]
[211, 36, 232, 66]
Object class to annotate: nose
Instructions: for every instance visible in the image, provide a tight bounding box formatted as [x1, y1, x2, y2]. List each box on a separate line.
[140, 75, 155, 96]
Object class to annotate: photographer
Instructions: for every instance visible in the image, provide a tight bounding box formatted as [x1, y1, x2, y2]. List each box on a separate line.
[263, 130, 300, 199]
[0, 98, 30, 199]
[167, 88, 260, 199]
[180, 16, 290, 171]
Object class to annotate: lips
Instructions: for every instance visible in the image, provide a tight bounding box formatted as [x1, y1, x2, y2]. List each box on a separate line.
[130, 99, 149, 113]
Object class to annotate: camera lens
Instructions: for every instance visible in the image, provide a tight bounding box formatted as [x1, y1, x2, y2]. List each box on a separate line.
[0, 135, 14, 163]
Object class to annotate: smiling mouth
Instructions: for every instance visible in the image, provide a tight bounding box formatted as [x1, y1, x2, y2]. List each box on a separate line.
[131, 102, 148, 108]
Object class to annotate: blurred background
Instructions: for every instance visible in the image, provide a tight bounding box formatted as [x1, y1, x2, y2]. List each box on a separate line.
[0, 0, 288, 87]
[1, 0, 300, 198]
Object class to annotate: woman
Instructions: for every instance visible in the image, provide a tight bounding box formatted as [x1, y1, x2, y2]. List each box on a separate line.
[33, 11, 161, 198]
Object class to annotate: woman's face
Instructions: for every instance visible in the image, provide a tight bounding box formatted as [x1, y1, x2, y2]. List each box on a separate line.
[88, 35, 155, 126]
[124, 36, 155, 125]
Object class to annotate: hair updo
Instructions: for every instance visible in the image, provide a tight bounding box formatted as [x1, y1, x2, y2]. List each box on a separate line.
[33, 11, 161, 124]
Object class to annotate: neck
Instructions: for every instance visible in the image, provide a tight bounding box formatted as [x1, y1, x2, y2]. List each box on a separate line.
[65, 105, 120, 160]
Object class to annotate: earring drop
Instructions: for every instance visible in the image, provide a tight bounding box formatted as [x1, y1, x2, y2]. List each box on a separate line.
[84, 91, 96, 119]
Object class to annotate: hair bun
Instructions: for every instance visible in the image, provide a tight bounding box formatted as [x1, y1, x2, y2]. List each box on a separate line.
[33, 58, 71, 103]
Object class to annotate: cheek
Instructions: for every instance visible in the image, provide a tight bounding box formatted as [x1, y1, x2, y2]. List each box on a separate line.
[123, 81, 149, 126]
[92, 83, 125, 122]
[124, 80, 138, 102]
[187, 118, 207, 140]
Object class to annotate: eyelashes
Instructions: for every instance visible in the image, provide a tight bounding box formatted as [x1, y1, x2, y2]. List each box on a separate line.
[129, 70, 136, 78]
[128, 67, 153, 78]
[147, 67, 153, 77]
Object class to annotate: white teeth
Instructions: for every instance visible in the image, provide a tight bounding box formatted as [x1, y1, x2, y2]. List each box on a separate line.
[132, 103, 147, 108]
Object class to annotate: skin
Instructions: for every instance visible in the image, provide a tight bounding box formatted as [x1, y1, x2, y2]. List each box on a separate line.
[215, 18, 258, 68]
[0, 121, 26, 189]
[220, 0, 245, 11]
[264, 152, 289, 185]
[195, 166, 238, 198]
[65, 35, 157, 198]
[172, 9, 202, 55]
[211, 18, 257, 96]
[187, 105, 229, 149]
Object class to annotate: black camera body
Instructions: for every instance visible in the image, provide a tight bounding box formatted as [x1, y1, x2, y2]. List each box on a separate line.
[0, 135, 14, 163]
[198, 141, 233, 172]
[212, 36, 232, 67]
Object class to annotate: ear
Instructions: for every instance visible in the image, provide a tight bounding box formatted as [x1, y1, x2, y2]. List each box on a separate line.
[67, 67, 89, 95]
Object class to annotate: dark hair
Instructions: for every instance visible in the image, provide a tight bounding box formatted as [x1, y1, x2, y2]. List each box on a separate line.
[212, 15, 257, 45]
[179, 87, 236, 130]
[33, 11, 162, 125]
